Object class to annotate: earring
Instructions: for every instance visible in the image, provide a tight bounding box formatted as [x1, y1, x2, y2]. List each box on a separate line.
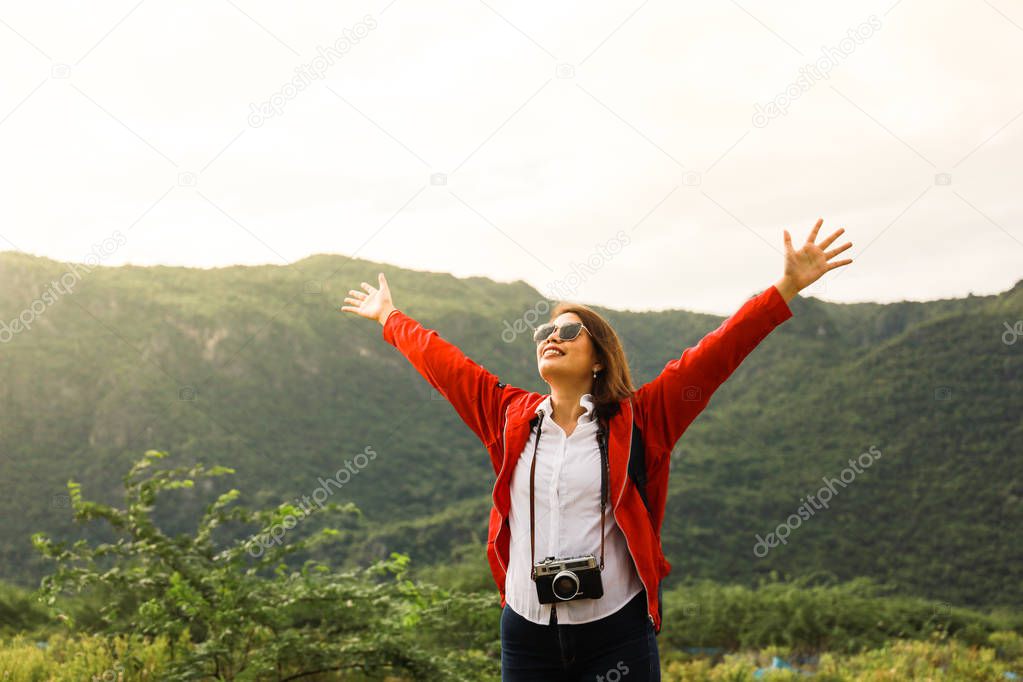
[592, 369, 598, 378]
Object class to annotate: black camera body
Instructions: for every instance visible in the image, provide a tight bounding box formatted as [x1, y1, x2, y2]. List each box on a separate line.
[533, 554, 604, 603]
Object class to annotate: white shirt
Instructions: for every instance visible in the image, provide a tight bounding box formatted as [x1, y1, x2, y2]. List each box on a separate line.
[505, 393, 644, 624]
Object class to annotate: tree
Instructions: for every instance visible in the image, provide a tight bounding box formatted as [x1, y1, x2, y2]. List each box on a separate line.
[32, 450, 499, 681]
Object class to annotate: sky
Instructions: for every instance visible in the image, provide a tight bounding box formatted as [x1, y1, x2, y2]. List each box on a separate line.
[0, 0, 1020, 315]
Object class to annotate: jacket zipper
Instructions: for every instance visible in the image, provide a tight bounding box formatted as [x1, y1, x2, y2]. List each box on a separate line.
[492, 397, 544, 577]
[492, 404, 514, 576]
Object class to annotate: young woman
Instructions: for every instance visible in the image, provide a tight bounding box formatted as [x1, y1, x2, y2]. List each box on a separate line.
[341, 219, 852, 680]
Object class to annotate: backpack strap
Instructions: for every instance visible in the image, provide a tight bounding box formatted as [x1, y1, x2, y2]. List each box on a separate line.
[627, 419, 652, 516]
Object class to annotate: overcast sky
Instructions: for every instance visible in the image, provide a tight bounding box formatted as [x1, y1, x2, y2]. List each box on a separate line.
[1, 0, 1020, 314]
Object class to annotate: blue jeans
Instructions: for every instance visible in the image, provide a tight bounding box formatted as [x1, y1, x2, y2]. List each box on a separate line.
[500, 589, 660, 681]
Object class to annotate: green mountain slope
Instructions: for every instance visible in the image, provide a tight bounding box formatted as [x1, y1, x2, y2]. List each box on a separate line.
[0, 251, 1019, 609]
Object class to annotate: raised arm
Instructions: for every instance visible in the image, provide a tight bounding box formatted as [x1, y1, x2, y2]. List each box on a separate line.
[634, 218, 853, 455]
[341, 273, 528, 451]
[633, 284, 793, 453]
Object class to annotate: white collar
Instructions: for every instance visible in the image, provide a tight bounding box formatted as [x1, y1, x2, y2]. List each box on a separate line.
[535, 393, 596, 424]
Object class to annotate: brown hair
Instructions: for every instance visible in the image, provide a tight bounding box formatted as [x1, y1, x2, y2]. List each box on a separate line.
[548, 302, 635, 422]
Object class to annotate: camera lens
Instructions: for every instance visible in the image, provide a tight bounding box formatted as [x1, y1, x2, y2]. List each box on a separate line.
[552, 570, 580, 600]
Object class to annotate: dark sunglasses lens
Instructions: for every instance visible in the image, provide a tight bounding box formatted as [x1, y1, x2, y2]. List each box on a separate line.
[559, 323, 583, 340]
[533, 324, 556, 343]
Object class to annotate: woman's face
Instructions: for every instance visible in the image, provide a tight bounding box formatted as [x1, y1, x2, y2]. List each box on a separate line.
[536, 312, 603, 385]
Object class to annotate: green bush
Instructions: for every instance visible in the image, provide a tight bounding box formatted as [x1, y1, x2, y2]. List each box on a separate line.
[0, 632, 173, 681]
[989, 630, 1023, 661]
[30, 450, 501, 681]
[660, 576, 1022, 655]
[662, 638, 1023, 681]
[0, 582, 51, 637]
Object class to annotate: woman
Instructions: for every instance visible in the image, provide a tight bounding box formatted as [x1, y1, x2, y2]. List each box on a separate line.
[341, 219, 852, 680]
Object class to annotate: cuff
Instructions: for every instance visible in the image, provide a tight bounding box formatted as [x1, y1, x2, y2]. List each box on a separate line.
[381, 308, 402, 343]
[766, 284, 794, 324]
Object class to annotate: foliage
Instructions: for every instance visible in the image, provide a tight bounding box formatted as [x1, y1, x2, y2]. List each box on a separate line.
[0, 632, 172, 681]
[30, 450, 500, 681]
[0, 582, 51, 637]
[661, 636, 1023, 681]
[659, 576, 1023, 656]
[2, 631, 1021, 681]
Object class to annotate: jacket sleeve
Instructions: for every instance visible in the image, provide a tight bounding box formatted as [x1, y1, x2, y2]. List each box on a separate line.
[633, 284, 793, 455]
[381, 308, 529, 448]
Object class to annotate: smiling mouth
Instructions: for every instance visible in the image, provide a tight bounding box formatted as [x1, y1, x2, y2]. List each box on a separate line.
[542, 347, 565, 358]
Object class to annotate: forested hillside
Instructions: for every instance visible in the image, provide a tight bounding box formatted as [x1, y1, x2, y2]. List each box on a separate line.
[1, 251, 1020, 609]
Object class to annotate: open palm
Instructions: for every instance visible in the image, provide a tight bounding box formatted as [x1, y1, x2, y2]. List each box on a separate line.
[783, 218, 853, 290]
[340, 272, 395, 324]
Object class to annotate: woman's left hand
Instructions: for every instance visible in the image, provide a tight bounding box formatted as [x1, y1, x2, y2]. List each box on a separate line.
[781, 218, 853, 293]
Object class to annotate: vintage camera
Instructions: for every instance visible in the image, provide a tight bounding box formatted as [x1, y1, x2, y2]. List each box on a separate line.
[533, 554, 604, 603]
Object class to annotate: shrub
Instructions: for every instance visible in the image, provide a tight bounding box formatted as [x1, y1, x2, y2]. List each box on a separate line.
[31, 450, 500, 681]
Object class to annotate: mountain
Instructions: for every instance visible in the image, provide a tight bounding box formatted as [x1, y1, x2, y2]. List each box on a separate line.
[1, 251, 1020, 609]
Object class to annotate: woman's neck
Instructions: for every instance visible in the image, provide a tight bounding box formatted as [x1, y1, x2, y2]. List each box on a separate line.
[548, 382, 592, 430]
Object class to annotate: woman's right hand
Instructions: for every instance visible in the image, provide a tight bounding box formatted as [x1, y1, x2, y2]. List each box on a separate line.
[340, 272, 396, 326]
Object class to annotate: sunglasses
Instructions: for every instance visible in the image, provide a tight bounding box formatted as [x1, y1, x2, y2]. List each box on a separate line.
[533, 321, 591, 345]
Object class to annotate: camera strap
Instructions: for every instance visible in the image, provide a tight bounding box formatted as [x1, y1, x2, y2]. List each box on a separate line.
[529, 408, 609, 580]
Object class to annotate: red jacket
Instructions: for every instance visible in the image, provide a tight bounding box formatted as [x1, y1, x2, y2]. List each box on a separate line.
[381, 284, 793, 633]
